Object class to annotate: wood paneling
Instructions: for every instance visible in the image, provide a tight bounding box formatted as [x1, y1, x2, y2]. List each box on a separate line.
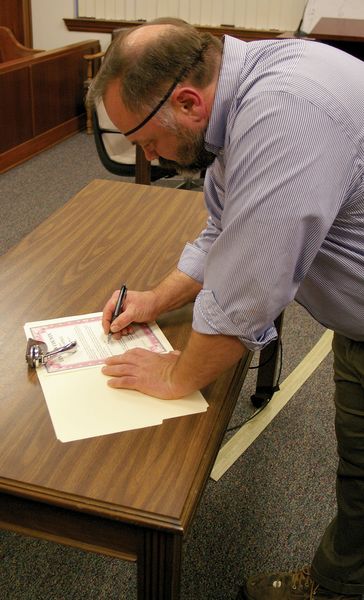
[0, 64, 33, 152]
[0, 40, 100, 172]
[0, 0, 32, 47]
[32, 49, 92, 135]
[0, 118, 86, 173]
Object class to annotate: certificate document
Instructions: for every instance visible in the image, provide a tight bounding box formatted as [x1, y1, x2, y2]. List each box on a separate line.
[24, 313, 208, 442]
[26, 314, 169, 373]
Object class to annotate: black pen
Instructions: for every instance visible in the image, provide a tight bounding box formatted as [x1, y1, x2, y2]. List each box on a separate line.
[108, 284, 127, 342]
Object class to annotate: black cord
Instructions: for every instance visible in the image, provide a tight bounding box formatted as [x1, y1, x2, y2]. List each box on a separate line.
[226, 339, 283, 433]
[226, 399, 271, 433]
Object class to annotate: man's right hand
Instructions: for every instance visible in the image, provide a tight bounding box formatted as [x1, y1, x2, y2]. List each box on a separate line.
[103, 268, 203, 339]
[102, 289, 158, 338]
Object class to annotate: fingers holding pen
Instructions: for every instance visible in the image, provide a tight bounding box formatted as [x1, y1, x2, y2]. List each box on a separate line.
[102, 289, 160, 337]
[102, 289, 120, 334]
[102, 285, 133, 337]
[109, 306, 134, 338]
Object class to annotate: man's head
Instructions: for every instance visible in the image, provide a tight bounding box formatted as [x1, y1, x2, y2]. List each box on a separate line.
[87, 19, 222, 173]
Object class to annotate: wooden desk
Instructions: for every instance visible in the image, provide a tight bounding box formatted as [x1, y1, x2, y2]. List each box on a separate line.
[0, 180, 252, 599]
[307, 18, 364, 61]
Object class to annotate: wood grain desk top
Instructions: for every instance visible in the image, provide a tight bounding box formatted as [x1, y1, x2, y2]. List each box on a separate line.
[0, 179, 250, 540]
[308, 17, 364, 42]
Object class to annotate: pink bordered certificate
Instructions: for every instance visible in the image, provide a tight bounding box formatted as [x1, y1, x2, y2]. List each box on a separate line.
[24, 313, 172, 374]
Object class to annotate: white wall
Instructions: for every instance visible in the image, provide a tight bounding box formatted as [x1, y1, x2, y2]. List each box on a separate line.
[31, 0, 306, 52]
[31, 0, 111, 50]
[78, 0, 306, 31]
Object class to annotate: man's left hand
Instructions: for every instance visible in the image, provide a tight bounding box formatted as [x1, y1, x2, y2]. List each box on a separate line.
[102, 349, 183, 399]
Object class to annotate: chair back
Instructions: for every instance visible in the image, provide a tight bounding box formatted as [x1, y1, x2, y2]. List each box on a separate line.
[93, 102, 176, 181]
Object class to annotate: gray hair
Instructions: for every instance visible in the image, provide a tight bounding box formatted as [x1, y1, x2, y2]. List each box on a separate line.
[86, 19, 222, 119]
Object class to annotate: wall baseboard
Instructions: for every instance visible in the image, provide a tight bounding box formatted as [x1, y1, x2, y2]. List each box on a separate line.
[0, 115, 86, 174]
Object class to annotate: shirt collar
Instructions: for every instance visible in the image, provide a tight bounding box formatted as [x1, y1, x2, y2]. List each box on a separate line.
[205, 35, 247, 153]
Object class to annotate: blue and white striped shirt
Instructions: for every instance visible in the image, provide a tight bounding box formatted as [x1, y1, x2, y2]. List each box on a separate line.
[177, 36, 364, 350]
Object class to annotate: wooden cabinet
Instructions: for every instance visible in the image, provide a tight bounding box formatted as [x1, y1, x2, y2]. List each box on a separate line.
[0, 0, 33, 46]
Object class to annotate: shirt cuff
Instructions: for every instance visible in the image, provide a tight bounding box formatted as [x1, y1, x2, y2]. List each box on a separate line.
[193, 289, 278, 351]
[177, 242, 207, 284]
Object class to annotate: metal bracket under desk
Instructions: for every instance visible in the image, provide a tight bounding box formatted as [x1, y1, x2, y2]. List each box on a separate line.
[251, 312, 284, 408]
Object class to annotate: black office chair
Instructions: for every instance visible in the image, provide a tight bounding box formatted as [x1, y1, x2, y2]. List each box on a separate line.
[92, 102, 176, 182]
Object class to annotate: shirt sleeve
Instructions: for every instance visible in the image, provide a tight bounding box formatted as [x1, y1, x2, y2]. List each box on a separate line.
[177, 160, 227, 281]
[182, 92, 357, 351]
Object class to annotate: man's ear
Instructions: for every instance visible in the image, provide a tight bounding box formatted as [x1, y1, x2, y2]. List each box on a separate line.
[171, 87, 206, 123]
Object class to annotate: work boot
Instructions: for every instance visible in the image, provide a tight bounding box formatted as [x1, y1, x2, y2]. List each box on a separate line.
[237, 566, 364, 599]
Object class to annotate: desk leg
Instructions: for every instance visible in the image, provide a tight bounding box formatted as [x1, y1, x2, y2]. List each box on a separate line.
[137, 529, 182, 599]
[251, 312, 284, 408]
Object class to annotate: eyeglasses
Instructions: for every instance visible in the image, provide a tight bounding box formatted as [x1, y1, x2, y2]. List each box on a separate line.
[122, 45, 205, 137]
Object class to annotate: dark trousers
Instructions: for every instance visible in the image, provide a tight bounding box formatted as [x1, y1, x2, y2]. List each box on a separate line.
[311, 333, 364, 595]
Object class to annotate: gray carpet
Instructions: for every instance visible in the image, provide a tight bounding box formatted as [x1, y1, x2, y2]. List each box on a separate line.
[0, 133, 336, 599]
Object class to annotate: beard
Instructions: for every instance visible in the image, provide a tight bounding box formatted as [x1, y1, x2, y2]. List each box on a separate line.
[158, 124, 216, 176]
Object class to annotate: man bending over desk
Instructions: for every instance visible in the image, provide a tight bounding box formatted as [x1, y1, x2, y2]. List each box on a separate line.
[87, 18, 364, 600]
